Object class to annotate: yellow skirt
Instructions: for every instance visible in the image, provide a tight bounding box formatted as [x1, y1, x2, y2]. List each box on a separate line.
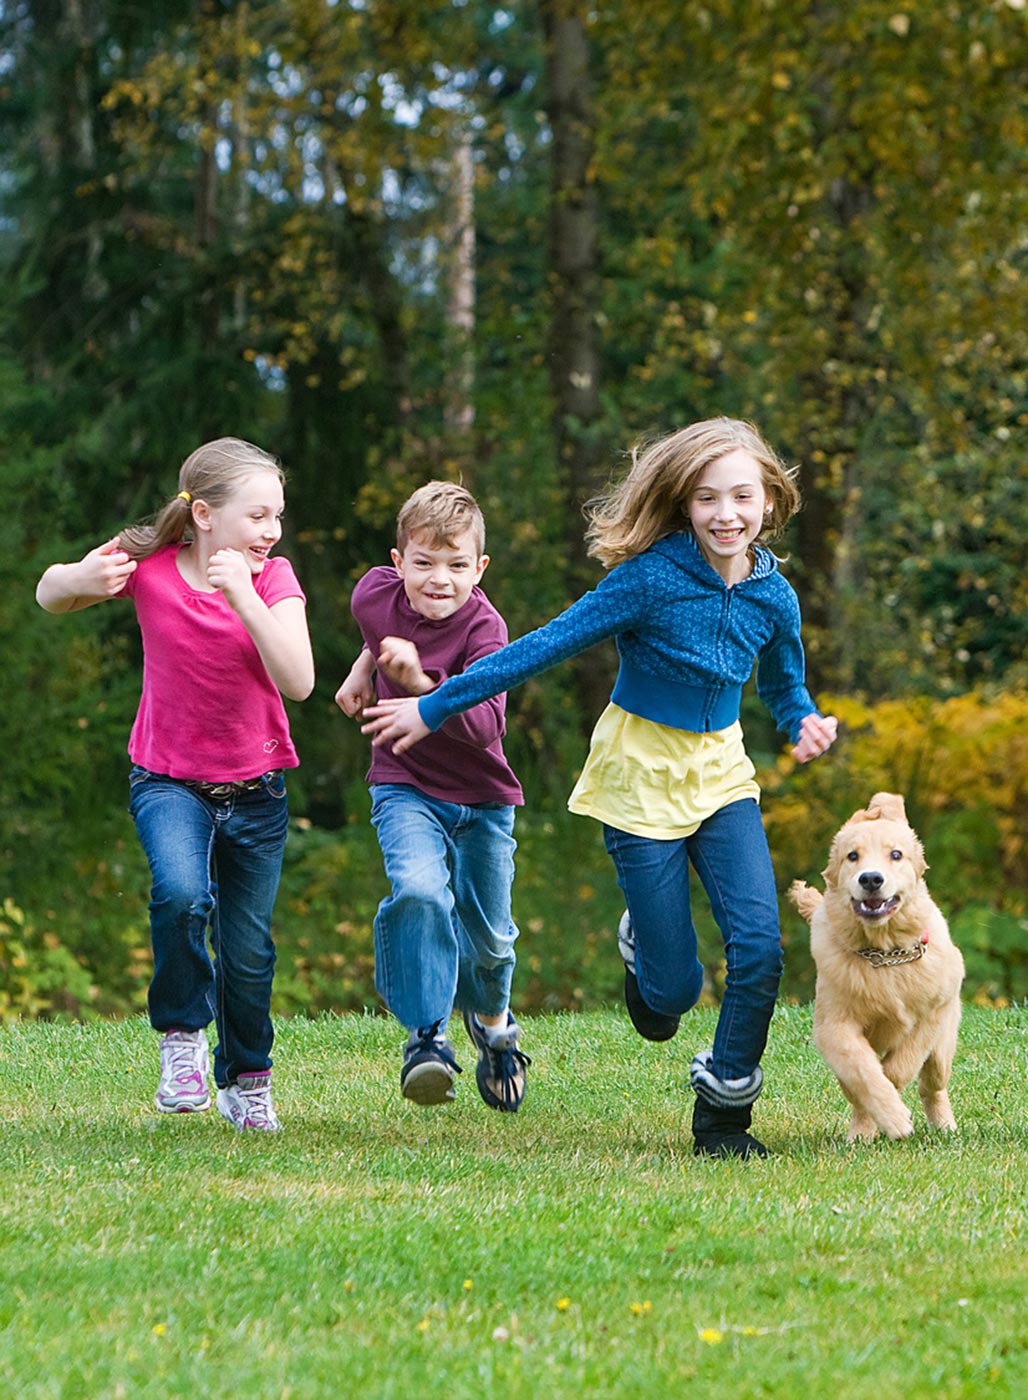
[567, 703, 760, 840]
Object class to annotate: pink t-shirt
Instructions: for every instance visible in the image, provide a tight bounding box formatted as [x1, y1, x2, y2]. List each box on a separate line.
[119, 544, 305, 782]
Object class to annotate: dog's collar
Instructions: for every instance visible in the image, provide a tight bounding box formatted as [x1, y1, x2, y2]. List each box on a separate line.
[854, 931, 929, 968]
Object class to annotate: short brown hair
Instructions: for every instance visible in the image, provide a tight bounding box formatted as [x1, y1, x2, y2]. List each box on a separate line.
[396, 482, 486, 556]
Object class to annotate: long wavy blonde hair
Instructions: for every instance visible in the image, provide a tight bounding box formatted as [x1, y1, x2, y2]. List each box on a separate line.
[585, 418, 800, 569]
[118, 438, 285, 561]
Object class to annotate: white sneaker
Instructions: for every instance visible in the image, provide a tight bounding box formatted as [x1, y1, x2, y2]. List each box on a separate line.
[155, 1029, 211, 1113]
[216, 1071, 282, 1132]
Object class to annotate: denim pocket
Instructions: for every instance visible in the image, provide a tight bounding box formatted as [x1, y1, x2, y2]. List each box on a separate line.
[128, 765, 155, 790]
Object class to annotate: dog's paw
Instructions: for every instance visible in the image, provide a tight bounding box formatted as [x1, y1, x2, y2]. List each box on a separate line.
[846, 1112, 879, 1143]
[880, 1107, 915, 1140]
[922, 1091, 957, 1131]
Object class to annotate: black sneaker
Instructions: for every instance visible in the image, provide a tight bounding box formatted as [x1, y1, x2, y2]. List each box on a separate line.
[618, 912, 680, 1042]
[400, 1022, 463, 1105]
[462, 1011, 531, 1112]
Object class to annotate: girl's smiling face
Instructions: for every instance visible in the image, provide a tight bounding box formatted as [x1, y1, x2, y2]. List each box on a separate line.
[204, 470, 285, 573]
[687, 448, 769, 583]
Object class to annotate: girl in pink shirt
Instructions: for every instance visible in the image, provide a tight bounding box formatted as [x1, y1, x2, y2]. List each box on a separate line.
[36, 438, 314, 1130]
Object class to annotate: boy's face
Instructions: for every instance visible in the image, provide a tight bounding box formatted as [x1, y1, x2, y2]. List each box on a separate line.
[391, 527, 488, 621]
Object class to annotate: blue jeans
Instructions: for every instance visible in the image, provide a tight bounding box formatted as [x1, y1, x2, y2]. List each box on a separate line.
[370, 784, 519, 1033]
[129, 766, 289, 1086]
[603, 798, 783, 1081]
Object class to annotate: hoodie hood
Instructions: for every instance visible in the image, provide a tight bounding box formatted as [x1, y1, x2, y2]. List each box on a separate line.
[651, 530, 778, 585]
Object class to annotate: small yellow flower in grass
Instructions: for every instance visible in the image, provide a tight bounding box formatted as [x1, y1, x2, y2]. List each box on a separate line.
[556, 1297, 571, 1312]
[463, 1279, 473, 1292]
[416, 1317, 430, 1333]
[152, 1323, 166, 1337]
[343, 1281, 354, 1293]
[630, 1300, 652, 1316]
[699, 1328, 724, 1345]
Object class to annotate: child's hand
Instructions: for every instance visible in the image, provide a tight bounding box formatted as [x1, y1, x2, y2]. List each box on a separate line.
[206, 548, 253, 608]
[82, 537, 137, 597]
[791, 712, 839, 764]
[335, 674, 375, 718]
[377, 636, 434, 695]
[37, 536, 138, 612]
[360, 696, 431, 753]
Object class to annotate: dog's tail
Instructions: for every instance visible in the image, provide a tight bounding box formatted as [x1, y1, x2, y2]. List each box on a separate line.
[787, 879, 822, 924]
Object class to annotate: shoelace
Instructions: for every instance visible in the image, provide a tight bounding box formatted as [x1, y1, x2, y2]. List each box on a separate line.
[235, 1080, 277, 1128]
[162, 1037, 205, 1086]
[413, 1020, 463, 1076]
[482, 1040, 532, 1109]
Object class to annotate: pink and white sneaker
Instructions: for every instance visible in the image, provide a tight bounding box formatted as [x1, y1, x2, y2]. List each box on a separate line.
[215, 1071, 282, 1132]
[155, 1029, 212, 1113]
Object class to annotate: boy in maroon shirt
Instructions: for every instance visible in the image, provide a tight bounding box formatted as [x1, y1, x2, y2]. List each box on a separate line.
[336, 483, 530, 1110]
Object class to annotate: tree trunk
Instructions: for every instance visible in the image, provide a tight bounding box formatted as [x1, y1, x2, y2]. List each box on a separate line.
[443, 123, 476, 467]
[540, 0, 602, 563]
[540, 0, 613, 718]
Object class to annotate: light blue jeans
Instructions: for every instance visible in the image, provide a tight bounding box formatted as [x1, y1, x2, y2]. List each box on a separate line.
[603, 798, 783, 1081]
[129, 766, 289, 1087]
[369, 784, 519, 1033]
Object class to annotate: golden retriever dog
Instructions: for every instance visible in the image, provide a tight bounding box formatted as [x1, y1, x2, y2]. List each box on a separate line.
[789, 792, 964, 1142]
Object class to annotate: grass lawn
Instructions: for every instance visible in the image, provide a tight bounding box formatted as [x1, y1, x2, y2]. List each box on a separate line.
[1, 1005, 1027, 1399]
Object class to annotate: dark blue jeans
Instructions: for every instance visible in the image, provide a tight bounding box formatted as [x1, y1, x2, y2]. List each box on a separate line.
[603, 798, 783, 1081]
[129, 767, 289, 1086]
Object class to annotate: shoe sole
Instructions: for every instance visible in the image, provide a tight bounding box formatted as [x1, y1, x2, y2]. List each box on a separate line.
[155, 1094, 212, 1113]
[401, 1061, 456, 1105]
[624, 968, 680, 1042]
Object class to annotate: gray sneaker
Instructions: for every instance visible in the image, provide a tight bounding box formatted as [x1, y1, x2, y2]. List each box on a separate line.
[462, 1011, 531, 1112]
[401, 1021, 463, 1105]
[155, 1029, 211, 1113]
[215, 1071, 282, 1132]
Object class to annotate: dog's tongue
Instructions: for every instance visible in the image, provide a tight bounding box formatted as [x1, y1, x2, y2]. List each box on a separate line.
[862, 897, 887, 910]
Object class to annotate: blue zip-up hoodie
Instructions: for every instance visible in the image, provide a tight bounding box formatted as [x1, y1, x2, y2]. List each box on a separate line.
[418, 532, 818, 743]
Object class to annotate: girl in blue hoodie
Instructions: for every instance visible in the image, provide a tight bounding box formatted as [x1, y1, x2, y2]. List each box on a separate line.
[361, 418, 837, 1158]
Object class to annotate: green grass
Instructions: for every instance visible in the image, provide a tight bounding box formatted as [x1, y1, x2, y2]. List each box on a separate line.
[1, 1006, 1027, 1399]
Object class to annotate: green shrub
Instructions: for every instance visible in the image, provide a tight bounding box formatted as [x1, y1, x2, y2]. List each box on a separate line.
[0, 897, 98, 1021]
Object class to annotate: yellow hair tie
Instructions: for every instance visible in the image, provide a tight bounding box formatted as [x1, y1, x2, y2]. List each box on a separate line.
[177, 491, 192, 504]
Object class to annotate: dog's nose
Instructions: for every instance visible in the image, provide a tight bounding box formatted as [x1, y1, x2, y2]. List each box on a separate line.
[859, 871, 884, 892]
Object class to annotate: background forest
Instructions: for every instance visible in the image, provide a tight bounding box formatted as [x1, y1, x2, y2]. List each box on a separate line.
[3, 0, 1028, 1020]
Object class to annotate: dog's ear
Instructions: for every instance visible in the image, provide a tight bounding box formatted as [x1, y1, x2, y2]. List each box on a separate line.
[867, 791, 907, 823]
[821, 829, 848, 887]
[911, 834, 928, 878]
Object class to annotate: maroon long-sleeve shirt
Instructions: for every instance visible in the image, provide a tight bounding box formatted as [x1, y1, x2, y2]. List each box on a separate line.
[351, 566, 523, 806]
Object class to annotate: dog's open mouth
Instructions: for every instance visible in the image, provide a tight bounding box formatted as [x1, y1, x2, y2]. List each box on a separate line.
[851, 895, 901, 921]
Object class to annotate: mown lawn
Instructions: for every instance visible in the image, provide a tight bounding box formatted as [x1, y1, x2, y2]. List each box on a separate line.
[1, 1005, 1026, 1398]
